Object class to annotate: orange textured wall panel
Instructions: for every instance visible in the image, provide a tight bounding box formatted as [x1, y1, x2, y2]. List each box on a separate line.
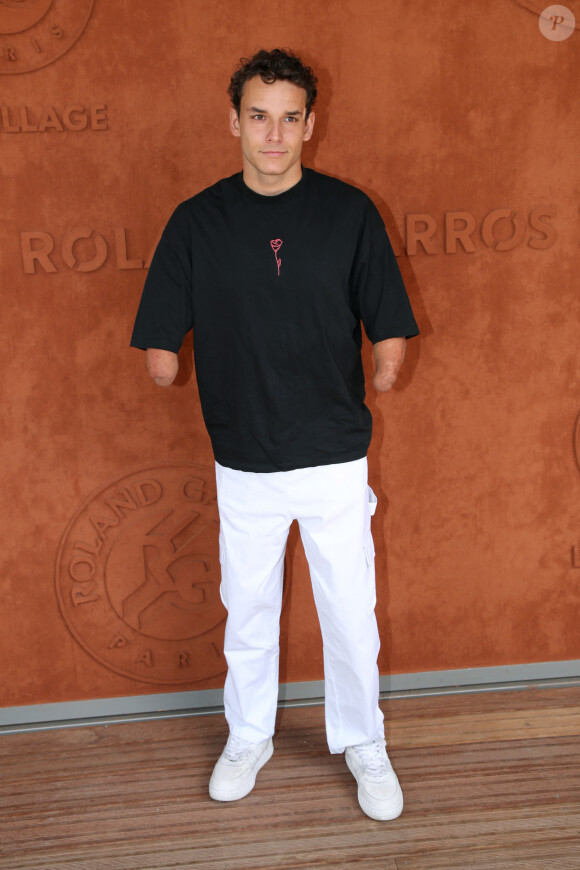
[1, 0, 579, 708]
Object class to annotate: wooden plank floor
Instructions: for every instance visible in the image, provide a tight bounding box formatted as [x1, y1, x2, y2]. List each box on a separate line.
[1, 686, 580, 869]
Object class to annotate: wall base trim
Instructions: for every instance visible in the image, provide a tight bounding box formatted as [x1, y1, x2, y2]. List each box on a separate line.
[2, 659, 580, 734]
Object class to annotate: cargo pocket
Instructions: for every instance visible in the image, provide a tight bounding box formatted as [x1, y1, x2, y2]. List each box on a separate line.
[364, 487, 377, 567]
[367, 486, 377, 516]
[218, 527, 228, 608]
[363, 530, 376, 567]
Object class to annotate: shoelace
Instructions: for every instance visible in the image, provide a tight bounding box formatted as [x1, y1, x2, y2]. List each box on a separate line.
[353, 739, 392, 776]
[224, 735, 254, 762]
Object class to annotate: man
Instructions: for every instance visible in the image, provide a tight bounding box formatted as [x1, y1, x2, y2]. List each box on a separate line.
[131, 48, 418, 821]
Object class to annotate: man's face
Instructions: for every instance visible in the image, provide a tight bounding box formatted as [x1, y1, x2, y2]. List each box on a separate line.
[230, 76, 315, 195]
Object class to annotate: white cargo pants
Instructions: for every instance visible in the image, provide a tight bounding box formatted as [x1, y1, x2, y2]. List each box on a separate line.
[215, 456, 385, 754]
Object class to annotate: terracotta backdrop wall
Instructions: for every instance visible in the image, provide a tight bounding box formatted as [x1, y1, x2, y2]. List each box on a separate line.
[1, 0, 579, 710]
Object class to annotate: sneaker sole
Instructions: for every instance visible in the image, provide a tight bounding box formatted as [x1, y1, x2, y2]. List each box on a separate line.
[209, 739, 273, 802]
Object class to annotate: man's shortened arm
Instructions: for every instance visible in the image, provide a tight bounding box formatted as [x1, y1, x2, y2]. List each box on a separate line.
[372, 337, 406, 392]
[146, 348, 179, 387]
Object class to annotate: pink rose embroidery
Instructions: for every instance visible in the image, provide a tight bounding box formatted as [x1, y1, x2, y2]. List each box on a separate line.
[270, 238, 283, 277]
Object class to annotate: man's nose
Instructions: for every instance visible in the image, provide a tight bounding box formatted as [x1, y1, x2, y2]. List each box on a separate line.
[267, 120, 282, 141]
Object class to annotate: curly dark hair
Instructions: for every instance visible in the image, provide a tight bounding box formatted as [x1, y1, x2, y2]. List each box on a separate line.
[228, 48, 318, 118]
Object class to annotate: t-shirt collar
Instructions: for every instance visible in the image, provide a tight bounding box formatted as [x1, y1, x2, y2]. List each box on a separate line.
[237, 168, 308, 204]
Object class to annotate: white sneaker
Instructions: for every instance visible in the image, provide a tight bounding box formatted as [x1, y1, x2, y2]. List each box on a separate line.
[209, 735, 273, 802]
[345, 738, 404, 820]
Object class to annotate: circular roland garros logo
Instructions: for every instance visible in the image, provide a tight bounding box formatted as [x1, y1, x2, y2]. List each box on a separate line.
[56, 464, 227, 685]
[516, 1, 578, 39]
[0, 0, 94, 75]
[539, 4, 576, 39]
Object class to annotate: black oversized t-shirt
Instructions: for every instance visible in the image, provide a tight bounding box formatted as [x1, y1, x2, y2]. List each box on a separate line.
[131, 168, 419, 472]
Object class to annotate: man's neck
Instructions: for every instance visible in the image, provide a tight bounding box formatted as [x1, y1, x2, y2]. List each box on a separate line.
[242, 166, 303, 197]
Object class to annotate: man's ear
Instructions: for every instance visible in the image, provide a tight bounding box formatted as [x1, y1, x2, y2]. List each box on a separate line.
[303, 111, 315, 142]
[230, 108, 241, 138]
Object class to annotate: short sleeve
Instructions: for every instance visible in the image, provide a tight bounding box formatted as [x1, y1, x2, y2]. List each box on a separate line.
[352, 200, 419, 343]
[130, 204, 194, 353]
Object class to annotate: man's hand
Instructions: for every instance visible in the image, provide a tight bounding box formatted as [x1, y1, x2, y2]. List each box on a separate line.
[372, 337, 407, 392]
[146, 348, 179, 387]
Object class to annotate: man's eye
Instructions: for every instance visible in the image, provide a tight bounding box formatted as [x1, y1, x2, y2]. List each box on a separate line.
[251, 114, 265, 120]
[285, 116, 298, 122]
